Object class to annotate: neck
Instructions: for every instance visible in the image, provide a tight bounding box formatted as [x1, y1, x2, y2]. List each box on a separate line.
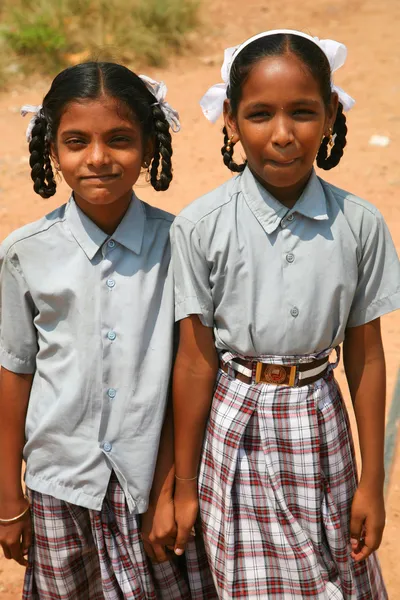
[73, 191, 132, 235]
[252, 169, 313, 209]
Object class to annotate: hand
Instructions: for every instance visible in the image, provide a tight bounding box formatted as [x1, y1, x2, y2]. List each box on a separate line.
[141, 495, 176, 563]
[350, 482, 385, 562]
[173, 479, 198, 556]
[0, 498, 32, 566]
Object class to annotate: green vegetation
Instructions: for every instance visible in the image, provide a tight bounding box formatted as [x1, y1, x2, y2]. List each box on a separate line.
[0, 0, 199, 82]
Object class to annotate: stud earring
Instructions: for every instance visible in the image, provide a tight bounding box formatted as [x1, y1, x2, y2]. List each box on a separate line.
[225, 135, 235, 153]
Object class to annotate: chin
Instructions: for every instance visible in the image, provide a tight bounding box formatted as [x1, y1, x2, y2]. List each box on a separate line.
[77, 187, 130, 206]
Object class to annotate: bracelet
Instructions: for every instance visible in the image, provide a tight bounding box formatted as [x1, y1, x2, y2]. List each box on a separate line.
[0, 496, 30, 524]
[175, 475, 198, 481]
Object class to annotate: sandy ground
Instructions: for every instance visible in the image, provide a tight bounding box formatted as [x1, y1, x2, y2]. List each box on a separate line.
[0, 0, 399, 596]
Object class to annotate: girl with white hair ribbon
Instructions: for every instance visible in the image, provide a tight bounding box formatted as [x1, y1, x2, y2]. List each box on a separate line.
[0, 61, 218, 599]
[171, 30, 398, 599]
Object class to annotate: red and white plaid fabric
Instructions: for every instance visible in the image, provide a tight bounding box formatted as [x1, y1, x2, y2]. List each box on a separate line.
[199, 353, 387, 599]
[23, 473, 217, 599]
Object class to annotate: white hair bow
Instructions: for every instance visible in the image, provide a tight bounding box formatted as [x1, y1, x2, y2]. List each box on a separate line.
[139, 75, 181, 133]
[21, 104, 43, 142]
[200, 29, 355, 123]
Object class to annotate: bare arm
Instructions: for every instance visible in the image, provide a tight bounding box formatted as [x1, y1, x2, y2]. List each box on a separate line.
[141, 401, 176, 562]
[173, 315, 218, 554]
[0, 367, 33, 566]
[343, 318, 386, 561]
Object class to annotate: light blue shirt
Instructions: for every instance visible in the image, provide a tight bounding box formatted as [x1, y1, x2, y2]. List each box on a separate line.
[171, 167, 400, 356]
[0, 195, 174, 512]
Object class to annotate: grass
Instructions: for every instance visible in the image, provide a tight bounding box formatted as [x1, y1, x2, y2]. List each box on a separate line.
[0, 0, 200, 83]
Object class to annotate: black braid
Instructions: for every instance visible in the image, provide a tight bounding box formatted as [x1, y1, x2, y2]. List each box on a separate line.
[221, 126, 246, 173]
[316, 103, 347, 170]
[150, 104, 173, 191]
[28, 116, 56, 198]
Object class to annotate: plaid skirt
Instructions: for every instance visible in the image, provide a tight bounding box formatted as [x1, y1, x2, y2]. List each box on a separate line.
[23, 473, 217, 599]
[199, 349, 387, 599]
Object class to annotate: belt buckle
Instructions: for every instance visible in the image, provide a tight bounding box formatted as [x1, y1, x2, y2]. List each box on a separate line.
[255, 363, 297, 386]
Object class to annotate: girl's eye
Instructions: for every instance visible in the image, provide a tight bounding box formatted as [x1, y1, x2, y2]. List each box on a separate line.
[293, 109, 316, 117]
[110, 136, 132, 144]
[248, 111, 272, 120]
[65, 138, 86, 147]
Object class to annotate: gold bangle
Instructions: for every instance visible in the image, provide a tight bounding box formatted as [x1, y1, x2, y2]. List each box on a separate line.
[175, 475, 198, 481]
[0, 496, 30, 524]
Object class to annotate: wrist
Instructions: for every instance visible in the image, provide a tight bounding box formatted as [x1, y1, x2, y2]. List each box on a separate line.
[359, 470, 385, 490]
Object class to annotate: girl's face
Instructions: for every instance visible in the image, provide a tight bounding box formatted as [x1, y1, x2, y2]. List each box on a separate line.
[53, 95, 152, 207]
[225, 52, 338, 205]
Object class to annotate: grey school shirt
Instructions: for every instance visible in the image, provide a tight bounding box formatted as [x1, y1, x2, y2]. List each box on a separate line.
[0, 194, 174, 512]
[171, 166, 400, 356]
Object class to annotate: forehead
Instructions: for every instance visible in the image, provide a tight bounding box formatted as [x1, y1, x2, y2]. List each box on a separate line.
[58, 95, 139, 131]
[239, 53, 323, 106]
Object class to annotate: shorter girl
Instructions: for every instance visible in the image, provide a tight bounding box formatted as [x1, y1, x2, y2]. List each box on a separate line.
[0, 62, 215, 599]
[171, 30, 400, 599]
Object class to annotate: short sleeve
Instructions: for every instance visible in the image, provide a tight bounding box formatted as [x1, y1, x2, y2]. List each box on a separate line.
[170, 216, 214, 326]
[0, 246, 38, 373]
[347, 210, 400, 327]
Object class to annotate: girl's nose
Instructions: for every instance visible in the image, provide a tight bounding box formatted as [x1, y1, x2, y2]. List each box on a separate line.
[86, 141, 110, 167]
[271, 115, 295, 148]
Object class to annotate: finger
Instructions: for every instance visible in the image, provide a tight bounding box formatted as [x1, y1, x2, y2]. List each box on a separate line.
[351, 542, 374, 562]
[349, 511, 364, 553]
[10, 540, 28, 566]
[142, 540, 157, 562]
[174, 525, 191, 556]
[152, 543, 170, 563]
[22, 521, 32, 555]
[1, 542, 12, 560]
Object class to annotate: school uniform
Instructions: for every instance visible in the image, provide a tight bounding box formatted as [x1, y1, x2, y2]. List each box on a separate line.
[0, 194, 216, 599]
[171, 166, 400, 599]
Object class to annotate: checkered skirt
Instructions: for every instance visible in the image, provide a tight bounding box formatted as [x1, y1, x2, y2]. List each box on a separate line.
[199, 353, 387, 599]
[23, 473, 217, 599]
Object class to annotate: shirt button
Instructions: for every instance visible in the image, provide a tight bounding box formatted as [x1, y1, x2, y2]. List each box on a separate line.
[286, 253, 295, 263]
[103, 442, 112, 452]
[291, 307, 299, 317]
[107, 331, 116, 341]
[108, 240, 115, 248]
[287, 214, 295, 222]
[107, 279, 115, 288]
[107, 388, 116, 399]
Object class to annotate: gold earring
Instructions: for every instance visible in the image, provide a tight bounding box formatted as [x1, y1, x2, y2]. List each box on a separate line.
[225, 135, 235, 153]
[328, 127, 334, 147]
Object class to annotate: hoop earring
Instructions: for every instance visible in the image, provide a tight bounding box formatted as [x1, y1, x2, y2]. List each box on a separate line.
[145, 167, 151, 183]
[225, 135, 235, 153]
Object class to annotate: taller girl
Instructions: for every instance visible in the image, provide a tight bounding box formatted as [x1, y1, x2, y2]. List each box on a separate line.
[171, 30, 400, 598]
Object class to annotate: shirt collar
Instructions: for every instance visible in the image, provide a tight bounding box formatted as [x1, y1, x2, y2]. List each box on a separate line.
[241, 166, 329, 234]
[65, 192, 145, 260]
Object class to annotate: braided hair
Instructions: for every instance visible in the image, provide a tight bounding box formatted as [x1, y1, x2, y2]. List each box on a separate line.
[28, 114, 57, 198]
[29, 62, 174, 198]
[223, 34, 347, 173]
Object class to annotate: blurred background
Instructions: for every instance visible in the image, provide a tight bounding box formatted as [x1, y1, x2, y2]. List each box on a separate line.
[0, 0, 399, 597]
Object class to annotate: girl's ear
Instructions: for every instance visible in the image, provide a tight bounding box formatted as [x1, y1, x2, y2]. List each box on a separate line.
[142, 138, 155, 168]
[50, 143, 60, 170]
[223, 99, 239, 143]
[325, 91, 339, 134]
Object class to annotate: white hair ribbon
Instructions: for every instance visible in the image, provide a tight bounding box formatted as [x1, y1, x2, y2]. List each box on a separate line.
[139, 75, 181, 133]
[21, 104, 43, 142]
[200, 29, 355, 123]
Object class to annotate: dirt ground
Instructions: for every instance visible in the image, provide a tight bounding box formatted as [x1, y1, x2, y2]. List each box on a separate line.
[0, 0, 399, 597]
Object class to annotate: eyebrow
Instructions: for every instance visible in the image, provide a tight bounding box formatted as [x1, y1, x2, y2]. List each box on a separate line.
[60, 127, 136, 136]
[246, 99, 320, 109]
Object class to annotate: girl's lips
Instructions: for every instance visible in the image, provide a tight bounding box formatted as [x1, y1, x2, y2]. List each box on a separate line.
[81, 174, 121, 181]
[267, 158, 299, 166]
